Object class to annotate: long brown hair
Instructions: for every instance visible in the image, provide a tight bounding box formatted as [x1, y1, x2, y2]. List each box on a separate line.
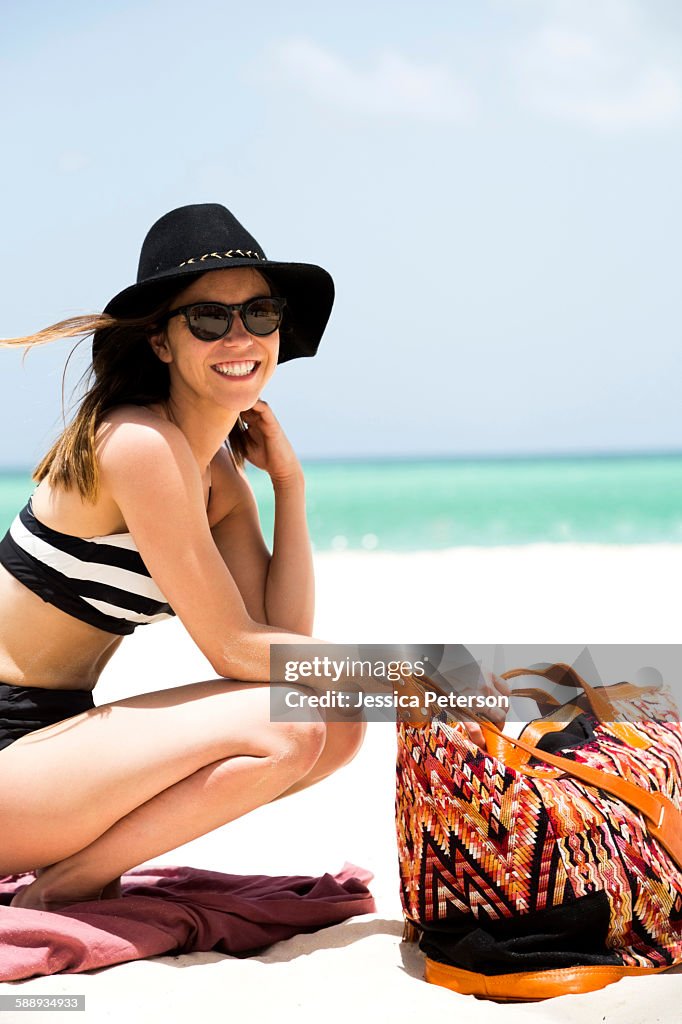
[0, 289, 251, 503]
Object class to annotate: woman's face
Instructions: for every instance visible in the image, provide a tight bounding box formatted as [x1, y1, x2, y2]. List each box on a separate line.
[150, 266, 279, 412]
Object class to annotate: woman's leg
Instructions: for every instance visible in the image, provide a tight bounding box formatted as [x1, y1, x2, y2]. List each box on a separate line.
[0, 678, 330, 908]
[273, 718, 367, 799]
[28, 720, 367, 900]
[22, 719, 366, 910]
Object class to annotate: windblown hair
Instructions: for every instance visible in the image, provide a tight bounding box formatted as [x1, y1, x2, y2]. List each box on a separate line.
[0, 289, 252, 503]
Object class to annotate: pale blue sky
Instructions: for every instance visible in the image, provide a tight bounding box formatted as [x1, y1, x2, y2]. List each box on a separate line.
[1, 0, 680, 464]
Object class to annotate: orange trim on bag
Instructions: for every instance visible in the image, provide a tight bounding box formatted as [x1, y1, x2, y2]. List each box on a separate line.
[424, 957, 672, 1002]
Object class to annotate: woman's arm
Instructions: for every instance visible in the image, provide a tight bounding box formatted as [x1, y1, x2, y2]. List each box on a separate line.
[238, 400, 314, 634]
[265, 470, 314, 634]
[96, 408, 322, 685]
[209, 460, 314, 633]
[207, 403, 314, 632]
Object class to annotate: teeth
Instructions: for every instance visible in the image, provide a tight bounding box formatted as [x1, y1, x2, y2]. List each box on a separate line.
[213, 361, 257, 377]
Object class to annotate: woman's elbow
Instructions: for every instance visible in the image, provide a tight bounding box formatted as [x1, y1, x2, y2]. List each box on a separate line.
[206, 615, 314, 681]
[207, 622, 266, 680]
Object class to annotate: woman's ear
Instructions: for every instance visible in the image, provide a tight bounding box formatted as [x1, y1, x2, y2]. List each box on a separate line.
[147, 325, 173, 364]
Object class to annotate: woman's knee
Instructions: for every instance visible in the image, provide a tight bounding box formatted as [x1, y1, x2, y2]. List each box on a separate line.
[264, 717, 328, 779]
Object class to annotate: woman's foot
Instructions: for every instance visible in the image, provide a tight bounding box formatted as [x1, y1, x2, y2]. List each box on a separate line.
[9, 870, 123, 910]
[100, 876, 122, 900]
[10, 877, 97, 911]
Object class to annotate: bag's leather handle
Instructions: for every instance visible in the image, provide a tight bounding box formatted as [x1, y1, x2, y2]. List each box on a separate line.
[501, 665, 658, 747]
[501, 663, 618, 725]
[501, 663, 587, 689]
[484, 702, 586, 770]
[509, 686, 562, 716]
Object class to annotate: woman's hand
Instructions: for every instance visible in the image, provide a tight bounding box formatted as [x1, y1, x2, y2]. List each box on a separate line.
[239, 400, 301, 484]
[397, 668, 511, 751]
[462, 671, 511, 749]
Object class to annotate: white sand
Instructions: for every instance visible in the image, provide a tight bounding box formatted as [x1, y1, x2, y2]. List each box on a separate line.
[2, 543, 682, 1023]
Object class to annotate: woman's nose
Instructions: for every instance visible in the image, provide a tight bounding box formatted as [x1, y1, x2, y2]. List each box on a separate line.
[223, 310, 253, 343]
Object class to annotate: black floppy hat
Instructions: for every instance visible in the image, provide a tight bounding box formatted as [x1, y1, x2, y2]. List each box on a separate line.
[92, 203, 335, 364]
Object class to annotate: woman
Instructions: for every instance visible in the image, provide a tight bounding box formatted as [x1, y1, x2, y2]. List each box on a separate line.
[0, 203, 367, 911]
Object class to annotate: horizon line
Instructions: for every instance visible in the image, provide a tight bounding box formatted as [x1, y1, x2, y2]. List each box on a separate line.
[1, 446, 682, 473]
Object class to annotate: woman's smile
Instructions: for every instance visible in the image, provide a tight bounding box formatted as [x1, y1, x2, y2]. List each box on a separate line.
[211, 359, 261, 380]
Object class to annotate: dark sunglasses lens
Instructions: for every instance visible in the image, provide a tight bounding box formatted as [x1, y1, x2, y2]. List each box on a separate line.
[243, 298, 283, 336]
[187, 305, 230, 341]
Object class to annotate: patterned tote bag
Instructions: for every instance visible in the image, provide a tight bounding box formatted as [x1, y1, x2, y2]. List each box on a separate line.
[395, 662, 682, 1001]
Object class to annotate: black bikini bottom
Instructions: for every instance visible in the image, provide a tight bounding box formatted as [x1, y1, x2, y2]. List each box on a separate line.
[0, 683, 96, 752]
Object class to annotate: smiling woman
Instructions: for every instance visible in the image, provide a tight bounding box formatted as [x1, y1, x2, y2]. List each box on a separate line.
[146, 268, 282, 423]
[0, 203, 369, 912]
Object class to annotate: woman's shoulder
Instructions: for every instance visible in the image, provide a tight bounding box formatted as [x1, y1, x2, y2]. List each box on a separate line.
[95, 404, 200, 511]
[96, 404, 190, 461]
[98, 402, 178, 433]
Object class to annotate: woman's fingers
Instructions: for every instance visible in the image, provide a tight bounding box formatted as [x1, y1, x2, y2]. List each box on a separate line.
[457, 674, 510, 746]
[240, 402, 281, 440]
[462, 720, 487, 748]
[491, 672, 512, 698]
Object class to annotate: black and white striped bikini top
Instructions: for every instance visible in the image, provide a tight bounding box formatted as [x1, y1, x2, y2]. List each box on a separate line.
[0, 496, 175, 635]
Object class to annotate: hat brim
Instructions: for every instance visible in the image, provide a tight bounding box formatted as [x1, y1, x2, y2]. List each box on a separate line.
[92, 259, 334, 364]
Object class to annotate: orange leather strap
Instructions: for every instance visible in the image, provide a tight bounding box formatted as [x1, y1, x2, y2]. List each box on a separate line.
[501, 663, 619, 724]
[510, 687, 562, 715]
[501, 667, 656, 747]
[483, 703, 585, 771]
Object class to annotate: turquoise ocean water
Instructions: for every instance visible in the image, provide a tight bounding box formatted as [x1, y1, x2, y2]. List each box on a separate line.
[1, 453, 681, 552]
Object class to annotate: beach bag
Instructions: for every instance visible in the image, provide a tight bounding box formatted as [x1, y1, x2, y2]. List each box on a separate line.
[395, 662, 682, 1001]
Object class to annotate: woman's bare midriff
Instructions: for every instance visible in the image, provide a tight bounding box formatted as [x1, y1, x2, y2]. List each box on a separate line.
[0, 563, 122, 691]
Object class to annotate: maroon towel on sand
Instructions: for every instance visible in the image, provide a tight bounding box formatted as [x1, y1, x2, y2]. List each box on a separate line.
[0, 862, 375, 982]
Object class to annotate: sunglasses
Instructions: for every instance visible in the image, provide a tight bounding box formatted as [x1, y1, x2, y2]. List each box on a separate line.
[163, 296, 286, 341]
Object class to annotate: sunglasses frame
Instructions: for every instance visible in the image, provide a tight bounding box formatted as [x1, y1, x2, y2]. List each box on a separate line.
[163, 296, 287, 341]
